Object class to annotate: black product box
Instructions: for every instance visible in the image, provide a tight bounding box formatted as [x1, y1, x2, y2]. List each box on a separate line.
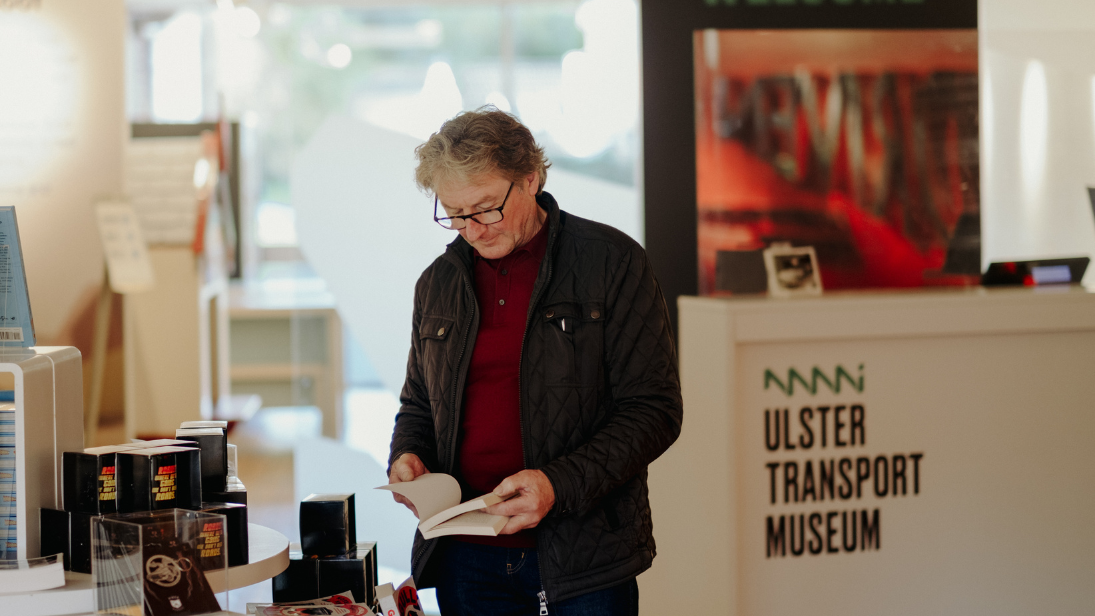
[317, 542, 377, 605]
[63, 447, 122, 515]
[271, 549, 318, 603]
[205, 488, 247, 505]
[188, 502, 248, 567]
[271, 542, 377, 605]
[116, 446, 201, 513]
[40, 508, 97, 573]
[300, 493, 356, 557]
[175, 428, 227, 494]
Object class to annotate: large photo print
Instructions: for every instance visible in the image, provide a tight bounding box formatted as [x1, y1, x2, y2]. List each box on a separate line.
[695, 30, 979, 294]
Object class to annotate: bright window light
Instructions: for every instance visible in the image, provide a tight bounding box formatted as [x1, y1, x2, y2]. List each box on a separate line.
[484, 91, 512, 112]
[256, 201, 299, 247]
[151, 12, 204, 123]
[359, 61, 463, 141]
[327, 43, 352, 69]
[1019, 59, 1048, 212]
[234, 6, 261, 39]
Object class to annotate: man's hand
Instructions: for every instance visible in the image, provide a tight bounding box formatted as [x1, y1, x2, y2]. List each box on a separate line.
[484, 470, 556, 534]
[388, 453, 429, 517]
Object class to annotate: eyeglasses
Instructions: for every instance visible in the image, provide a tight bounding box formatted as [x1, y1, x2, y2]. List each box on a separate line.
[434, 182, 514, 230]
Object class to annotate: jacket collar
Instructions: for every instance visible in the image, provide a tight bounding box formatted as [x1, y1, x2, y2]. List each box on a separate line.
[443, 190, 562, 272]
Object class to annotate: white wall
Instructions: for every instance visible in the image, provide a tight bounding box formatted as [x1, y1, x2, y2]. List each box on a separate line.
[0, 0, 126, 342]
[980, 0, 1095, 284]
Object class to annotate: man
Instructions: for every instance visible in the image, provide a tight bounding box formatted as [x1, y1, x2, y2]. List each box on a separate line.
[388, 107, 682, 615]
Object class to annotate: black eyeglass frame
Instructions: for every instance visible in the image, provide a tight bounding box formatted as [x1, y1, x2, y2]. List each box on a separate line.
[433, 181, 514, 230]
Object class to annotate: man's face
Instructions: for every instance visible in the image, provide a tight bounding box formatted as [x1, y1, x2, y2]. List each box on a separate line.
[435, 171, 544, 260]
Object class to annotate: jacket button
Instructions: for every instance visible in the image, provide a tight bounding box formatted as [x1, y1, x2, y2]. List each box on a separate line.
[437, 327, 445, 336]
[546, 309, 554, 318]
[590, 310, 600, 319]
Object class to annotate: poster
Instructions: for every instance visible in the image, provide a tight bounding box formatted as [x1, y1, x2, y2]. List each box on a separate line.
[694, 29, 979, 294]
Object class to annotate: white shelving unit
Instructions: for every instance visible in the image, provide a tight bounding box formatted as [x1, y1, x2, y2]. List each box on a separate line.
[0, 347, 84, 560]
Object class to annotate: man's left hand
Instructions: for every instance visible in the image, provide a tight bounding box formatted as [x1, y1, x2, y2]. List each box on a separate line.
[485, 470, 556, 534]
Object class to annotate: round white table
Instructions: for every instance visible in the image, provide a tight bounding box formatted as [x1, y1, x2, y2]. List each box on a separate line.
[1, 523, 290, 616]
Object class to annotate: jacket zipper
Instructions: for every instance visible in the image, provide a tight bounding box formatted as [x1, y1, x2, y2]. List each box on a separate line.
[518, 218, 556, 606]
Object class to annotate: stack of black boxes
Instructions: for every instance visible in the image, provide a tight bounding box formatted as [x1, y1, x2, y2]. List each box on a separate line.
[41, 422, 250, 573]
[175, 422, 249, 567]
[272, 494, 378, 606]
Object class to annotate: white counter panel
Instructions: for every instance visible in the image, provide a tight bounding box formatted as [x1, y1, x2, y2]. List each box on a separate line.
[643, 287, 1095, 615]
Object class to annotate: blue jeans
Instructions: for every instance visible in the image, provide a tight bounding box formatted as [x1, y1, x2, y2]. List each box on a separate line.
[433, 540, 639, 616]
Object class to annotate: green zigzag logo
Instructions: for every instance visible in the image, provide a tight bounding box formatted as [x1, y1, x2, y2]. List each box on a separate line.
[764, 365, 864, 396]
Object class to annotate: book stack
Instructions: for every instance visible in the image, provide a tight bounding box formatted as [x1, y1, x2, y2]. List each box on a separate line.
[272, 494, 378, 606]
[0, 399, 15, 559]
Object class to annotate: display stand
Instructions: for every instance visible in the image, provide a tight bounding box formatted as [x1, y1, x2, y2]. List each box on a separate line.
[0, 347, 83, 560]
[2, 523, 289, 616]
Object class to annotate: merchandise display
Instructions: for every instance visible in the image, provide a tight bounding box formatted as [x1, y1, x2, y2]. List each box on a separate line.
[272, 542, 378, 606]
[299, 493, 356, 557]
[46, 419, 250, 578]
[274, 494, 377, 606]
[91, 509, 225, 616]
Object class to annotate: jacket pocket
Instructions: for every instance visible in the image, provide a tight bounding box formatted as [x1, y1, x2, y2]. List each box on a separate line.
[419, 315, 455, 341]
[418, 315, 455, 403]
[540, 301, 604, 386]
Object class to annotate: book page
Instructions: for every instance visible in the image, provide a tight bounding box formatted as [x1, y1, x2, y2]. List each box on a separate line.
[421, 510, 508, 540]
[419, 492, 509, 531]
[376, 473, 462, 522]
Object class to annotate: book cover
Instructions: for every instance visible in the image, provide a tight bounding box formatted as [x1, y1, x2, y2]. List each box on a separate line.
[0, 207, 36, 347]
[141, 534, 221, 616]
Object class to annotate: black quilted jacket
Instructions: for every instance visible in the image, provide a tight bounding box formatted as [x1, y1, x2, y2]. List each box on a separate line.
[389, 191, 683, 603]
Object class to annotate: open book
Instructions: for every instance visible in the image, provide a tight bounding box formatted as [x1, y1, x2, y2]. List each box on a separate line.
[377, 473, 513, 540]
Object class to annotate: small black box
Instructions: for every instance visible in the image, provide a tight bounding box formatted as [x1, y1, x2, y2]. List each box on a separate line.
[40, 508, 96, 573]
[116, 446, 201, 513]
[300, 493, 356, 557]
[175, 428, 228, 494]
[205, 488, 247, 505]
[63, 446, 132, 515]
[189, 502, 248, 567]
[316, 542, 377, 605]
[271, 550, 319, 602]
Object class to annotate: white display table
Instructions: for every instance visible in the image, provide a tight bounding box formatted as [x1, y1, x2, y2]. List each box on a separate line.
[643, 286, 1095, 616]
[2, 523, 289, 616]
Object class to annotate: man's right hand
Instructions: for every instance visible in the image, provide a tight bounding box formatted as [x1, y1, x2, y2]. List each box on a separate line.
[388, 453, 429, 517]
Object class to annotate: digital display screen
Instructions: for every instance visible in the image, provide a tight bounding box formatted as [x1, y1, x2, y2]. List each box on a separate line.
[1031, 265, 1072, 285]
